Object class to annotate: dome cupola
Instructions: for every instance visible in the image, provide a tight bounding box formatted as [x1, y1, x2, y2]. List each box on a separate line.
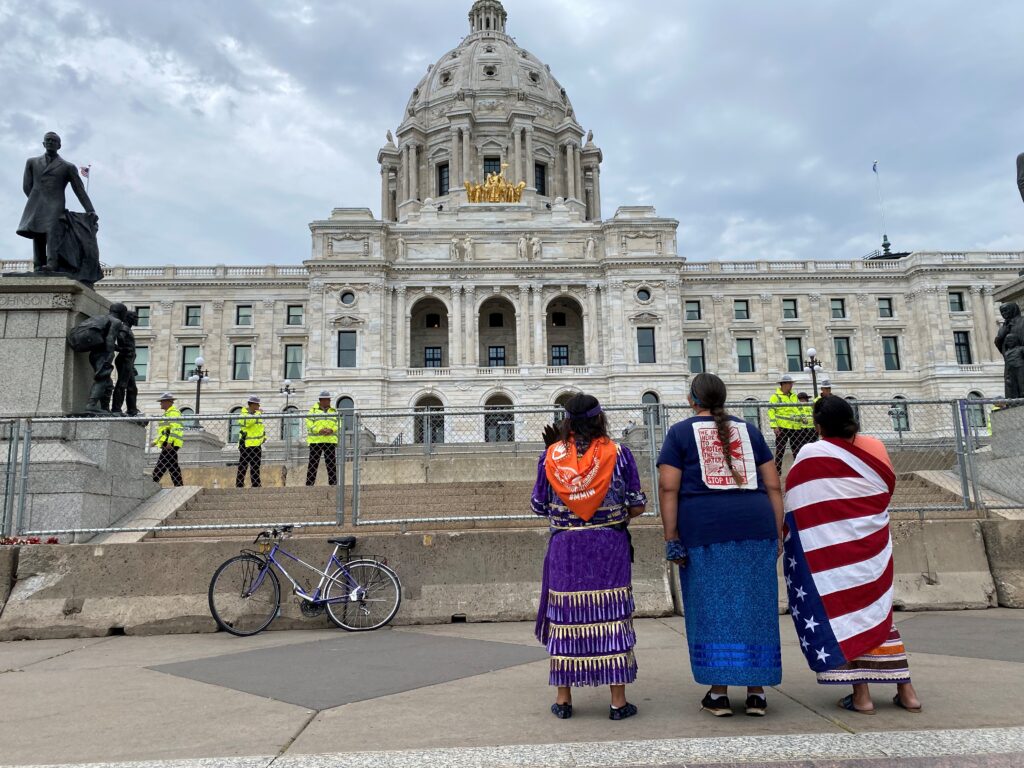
[469, 0, 507, 34]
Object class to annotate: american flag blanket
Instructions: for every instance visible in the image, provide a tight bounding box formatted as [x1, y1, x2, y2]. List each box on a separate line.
[782, 438, 897, 672]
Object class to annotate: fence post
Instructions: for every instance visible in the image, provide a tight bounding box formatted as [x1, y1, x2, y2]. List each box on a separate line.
[423, 409, 431, 456]
[645, 404, 660, 517]
[15, 419, 32, 536]
[2, 419, 21, 536]
[335, 412, 345, 527]
[352, 412, 362, 526]
[951, 400, 971, 511]
[957, 400, 986, 518]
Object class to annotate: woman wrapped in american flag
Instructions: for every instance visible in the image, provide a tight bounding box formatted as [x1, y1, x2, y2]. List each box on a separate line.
[783, 396, 922, 715]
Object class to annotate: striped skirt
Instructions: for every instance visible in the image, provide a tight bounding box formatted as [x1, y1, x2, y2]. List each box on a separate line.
[535, 527, 637, 687]
[816, 625, 911, 685]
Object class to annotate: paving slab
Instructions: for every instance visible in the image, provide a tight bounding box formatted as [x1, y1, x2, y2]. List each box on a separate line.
[894, 610, 1024, 663]
[0, 635, 109, 671]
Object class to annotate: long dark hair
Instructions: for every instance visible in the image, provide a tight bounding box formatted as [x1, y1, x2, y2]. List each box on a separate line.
[813, 395, 859, 439]
[690, 372, 743, 486]
[558, 393, 609, 446]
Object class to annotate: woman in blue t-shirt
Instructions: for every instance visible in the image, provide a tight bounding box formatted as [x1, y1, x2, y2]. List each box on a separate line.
[657, 372, 784, 718]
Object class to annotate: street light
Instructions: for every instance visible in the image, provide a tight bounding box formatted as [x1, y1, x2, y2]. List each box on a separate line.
[187, 356, 210, 414]
[279, 379, 296, 454]
[803, 347, 824, 398]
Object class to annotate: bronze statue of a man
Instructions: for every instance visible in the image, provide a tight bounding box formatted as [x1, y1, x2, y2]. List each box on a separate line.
[16, 131, 99, 280]
[995, 303, 1024, 400]
[1017, 152, 1024, 205]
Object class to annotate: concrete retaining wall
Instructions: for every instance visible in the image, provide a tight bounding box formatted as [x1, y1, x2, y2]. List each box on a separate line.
[0, 520, 1006, 641]
[981, 520, 1024, 608]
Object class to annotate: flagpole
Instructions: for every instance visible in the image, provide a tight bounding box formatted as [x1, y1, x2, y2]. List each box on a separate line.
[85, 165, 91, 192]
[873, 160, 886, 247]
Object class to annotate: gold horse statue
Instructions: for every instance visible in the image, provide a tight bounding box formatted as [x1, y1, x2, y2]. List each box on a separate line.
[464, 163, 526, 203]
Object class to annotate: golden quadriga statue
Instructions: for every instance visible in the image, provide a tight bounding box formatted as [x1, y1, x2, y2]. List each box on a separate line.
[465, 164, 526, 203]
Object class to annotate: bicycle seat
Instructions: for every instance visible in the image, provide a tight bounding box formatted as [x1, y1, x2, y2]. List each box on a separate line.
[329, 536, 356, 549]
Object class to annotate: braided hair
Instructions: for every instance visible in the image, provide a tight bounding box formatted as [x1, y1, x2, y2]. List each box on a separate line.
[690, 372, 744, 487]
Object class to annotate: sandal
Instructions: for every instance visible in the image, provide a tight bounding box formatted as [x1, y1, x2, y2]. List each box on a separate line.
[837, 694, 875, 715]
[700, 691, 733, 717]
[893, 694, 922, 713]
[609, 702, 638, 720]
[551, 702, 573, 719]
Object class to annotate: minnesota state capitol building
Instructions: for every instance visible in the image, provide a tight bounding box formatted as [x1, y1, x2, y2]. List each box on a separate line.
[99, 0, 1019, 424]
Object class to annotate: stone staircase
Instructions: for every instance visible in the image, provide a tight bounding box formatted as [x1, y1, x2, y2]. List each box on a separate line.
[150, 473, 966, 541]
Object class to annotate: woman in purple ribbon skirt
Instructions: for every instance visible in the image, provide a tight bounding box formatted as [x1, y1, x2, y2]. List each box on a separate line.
[532, 393, 647, 721]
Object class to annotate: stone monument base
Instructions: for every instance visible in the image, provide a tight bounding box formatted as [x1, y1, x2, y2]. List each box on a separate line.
[976, 406, 1024, 504]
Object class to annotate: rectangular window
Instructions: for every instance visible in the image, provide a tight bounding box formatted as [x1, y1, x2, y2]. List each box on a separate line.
[878, 297, 894, 318]
[954, 331, 973, 365]
[552, 312, 567, 327]
[785, 338, 803, 372]
[684, 300, 702, 321]
[834, 337, 853, 371]
[235, 304, 253, 326]
[437, 162, 450, 196]
[687, 339, 705, 374]
[830, 298, 846, 319]
[180, 345, 200, 380]
[286, 305, 304, 325]
[284, 344, 304, 379]
[948, 291, 966, 312]
[184, 305, 202, 327]
[534, 163, 547, 196]
[488, 346, 506, 367]
[882, 336, 901, 371]
[134, 306, 150, 328]
[489, 312, 504, 328]
[134, 347, 149, 382]
[782, 298, 798, 319]
[483, 156, 501, 177]
[424, 347, 442, 368]
[550, 345, 569, 366]
[637, 327, 656, 364]
[338, 331, 357, 368]
[232, 345, 252, 381]
[737, 338, 755, 372]
[734, 299, 750, 320]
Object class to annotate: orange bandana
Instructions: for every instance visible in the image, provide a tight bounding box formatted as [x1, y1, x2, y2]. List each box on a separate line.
[545, 437, 618, 521]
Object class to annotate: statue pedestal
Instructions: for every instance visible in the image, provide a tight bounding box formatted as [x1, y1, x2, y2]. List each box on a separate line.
[0, 275, 109, 417]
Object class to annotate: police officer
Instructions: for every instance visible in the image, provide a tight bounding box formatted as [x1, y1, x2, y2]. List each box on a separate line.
[151, 392, 184, 487]
[815, 378, 834, 403]
[795, 391, 817, 454]
[236, 395, 266, 488]
[768, 373, 802, 474]
[306, 391, 339, 486]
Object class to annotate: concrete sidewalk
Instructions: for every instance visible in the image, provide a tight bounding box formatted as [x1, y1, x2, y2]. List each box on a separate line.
[1, 611, 1023, 767]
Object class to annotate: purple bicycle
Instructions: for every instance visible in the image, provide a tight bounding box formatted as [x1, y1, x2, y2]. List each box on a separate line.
[208, 526, 402, 636]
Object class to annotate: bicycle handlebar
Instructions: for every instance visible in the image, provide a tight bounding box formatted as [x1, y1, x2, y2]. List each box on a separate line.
[252, 524, 295, 545]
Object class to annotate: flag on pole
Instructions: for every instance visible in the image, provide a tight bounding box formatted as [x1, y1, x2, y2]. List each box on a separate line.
[80, 165, 90, 178]
[872, 161, 878, 174]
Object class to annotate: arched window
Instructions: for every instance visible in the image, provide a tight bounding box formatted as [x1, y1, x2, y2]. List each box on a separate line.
[845, 396, 860, 423]
[642, 391, 661, 426]
[889, 396, 910, 433]
[966, 390, 987, 430]
[227, 406, 243, 443]
[742, 397, 762, 430]
[484, 395, 515, 443]
[413, 396, 444, 445]
[281, 405, 300, 441]
[179, 406, 199, 430]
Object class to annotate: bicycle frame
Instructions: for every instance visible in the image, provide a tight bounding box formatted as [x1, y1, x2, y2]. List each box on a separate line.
[252, 543, 361, 604]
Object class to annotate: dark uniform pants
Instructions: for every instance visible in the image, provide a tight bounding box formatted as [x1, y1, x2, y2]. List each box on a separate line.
[306, 443, 338, 486]
[774, 428, 802, 474]
[236, 446, 262, 488]
[152, 446, 183, 487]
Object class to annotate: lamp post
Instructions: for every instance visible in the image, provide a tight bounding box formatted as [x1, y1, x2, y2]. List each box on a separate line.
[803, 347, 824, 398]
[187, 356, 210, 414]
[279, 379, 295, 457]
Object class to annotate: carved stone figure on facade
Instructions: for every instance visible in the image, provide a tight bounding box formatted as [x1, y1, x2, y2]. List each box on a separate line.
[450, 235, 462, 261]
[13, 132, 102, 286]
[995, 303, 1024, 400]
[518, 235, 528, 261]
[66, 302, 127, 414]
[386, 130, 394, 144]
[529, 235, 543, 261]
[584, 236, 596, 260]
[396, 236, 407, 259]
[463, 235, 475, 261]
[112, 310, 140, 416]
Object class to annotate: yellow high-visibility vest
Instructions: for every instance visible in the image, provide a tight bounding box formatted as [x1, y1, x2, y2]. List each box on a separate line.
[768, 390, 803, 430]
[306, 405, 339, 444]
[154, 405, 184, 448]
[237, 410, 266, 448]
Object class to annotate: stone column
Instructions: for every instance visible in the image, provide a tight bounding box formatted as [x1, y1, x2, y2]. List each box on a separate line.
[666, 280, 682, 363]
[450, 130, 461, 189]
[395, 286, 407, 369]
[971, 286, 992, 363]
[525, 128, 535, 189]
[532, 284, 544, 366]
[565, 144, 576, 200]
[380, 166, 390, 221]
[513, 128, 523, 184]
[575, 145, 583, 202]
[399, 146, 408, 202]
[517, 285, 530, 366]
[592, 165, 602, 220]
[463, 129, 472, 185]
[409, 144, 419, 202]
[585, 284, 599, 367]
[451, 285, 463, 366]
[465, 285, 477, 367]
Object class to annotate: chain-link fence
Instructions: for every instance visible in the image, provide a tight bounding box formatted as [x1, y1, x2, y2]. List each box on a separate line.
[2, 398, 1020, 540]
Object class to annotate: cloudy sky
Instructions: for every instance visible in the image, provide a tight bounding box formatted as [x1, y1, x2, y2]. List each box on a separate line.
[1, 0, 1022, 267]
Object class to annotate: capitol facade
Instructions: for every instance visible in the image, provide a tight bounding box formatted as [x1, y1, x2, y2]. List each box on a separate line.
[90, 0, 1018, 422]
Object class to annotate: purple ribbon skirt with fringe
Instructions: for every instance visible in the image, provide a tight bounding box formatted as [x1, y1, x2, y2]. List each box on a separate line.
[535, 526, 637, 687]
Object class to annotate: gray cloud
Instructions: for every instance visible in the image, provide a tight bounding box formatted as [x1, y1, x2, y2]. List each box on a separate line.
[1, 0, 1022, 267]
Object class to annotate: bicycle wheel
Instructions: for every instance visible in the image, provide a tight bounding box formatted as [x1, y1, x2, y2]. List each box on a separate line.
[208, 554, 280, 636]
[324, 559, 402, 631]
